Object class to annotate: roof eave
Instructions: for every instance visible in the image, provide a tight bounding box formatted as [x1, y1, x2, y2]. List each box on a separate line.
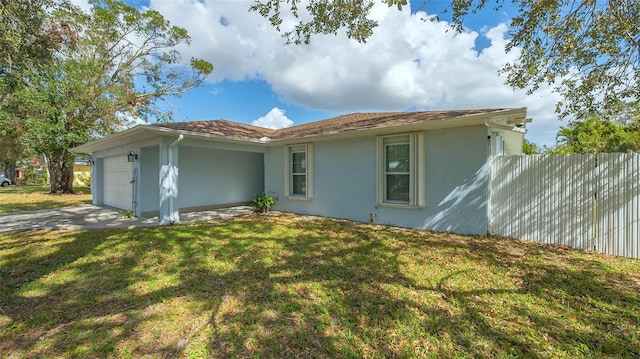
[264, 108, 528, 145]
[70, 125, 269, 154]
[70, 125, 153, 154]
[71, 108, 528, 153]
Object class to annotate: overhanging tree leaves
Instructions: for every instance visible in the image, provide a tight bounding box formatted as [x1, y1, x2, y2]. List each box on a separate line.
[251, 0, 640, 119]
[12, 0, 212, 193]
[0, 0, 75, 103]
[250, 0, 378, 44]
[503, 0, 640, 120]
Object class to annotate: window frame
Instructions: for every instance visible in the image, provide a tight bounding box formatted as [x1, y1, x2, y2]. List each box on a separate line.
[284, 144, 313, 200]
[376, 133, 425, 208]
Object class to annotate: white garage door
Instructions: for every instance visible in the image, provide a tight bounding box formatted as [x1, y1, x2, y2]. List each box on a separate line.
[103, 156, 133, 210]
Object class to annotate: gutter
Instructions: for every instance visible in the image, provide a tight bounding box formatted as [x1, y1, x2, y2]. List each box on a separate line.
[168, 134, 184, 224]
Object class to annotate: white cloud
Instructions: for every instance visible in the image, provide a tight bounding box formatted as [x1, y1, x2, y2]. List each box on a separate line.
[251, 107, 294, 129]
[143, 1, 566, 145]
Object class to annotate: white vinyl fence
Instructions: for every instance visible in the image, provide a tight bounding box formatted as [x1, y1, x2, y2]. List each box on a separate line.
[489, 153, 640, 259]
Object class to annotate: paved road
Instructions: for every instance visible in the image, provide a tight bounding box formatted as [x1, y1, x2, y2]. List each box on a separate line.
[0, 204, 253, 233]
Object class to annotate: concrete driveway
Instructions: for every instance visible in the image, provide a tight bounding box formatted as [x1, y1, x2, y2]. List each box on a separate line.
[0, 204, 253, 233]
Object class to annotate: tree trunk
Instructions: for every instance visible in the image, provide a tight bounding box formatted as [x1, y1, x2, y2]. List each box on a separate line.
[48, 152, 74, 194]
[5, 162, 16, 183]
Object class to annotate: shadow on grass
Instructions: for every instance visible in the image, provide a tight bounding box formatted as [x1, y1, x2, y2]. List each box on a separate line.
[1, 214, 639, 358]
[0, 185, 92, 213]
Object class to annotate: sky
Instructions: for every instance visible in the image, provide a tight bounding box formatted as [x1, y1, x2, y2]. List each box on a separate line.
[90, 0, 566, 146]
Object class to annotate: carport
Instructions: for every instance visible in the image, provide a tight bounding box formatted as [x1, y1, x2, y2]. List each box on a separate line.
[71, 124, 268, 225]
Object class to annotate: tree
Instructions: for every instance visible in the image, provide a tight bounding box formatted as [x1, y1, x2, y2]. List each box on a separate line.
[0, 112, 25, 183]
[0, 0, 69, 103]
[549, 117, 640, 154]
[522, 139, 539, 155]
[1, 0, 80, 183]
[251, 0, 640, 119]
[7, 0, 212, 193]
[0, 91, 37, 183]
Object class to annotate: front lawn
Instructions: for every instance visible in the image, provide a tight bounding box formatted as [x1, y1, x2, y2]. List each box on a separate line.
[1, 213, 638, 358]
[0, 185, 92, 213]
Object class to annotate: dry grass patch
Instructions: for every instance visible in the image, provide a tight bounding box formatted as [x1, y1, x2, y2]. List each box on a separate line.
[0, 185, 92, 213]
[1, 213, 639, 358]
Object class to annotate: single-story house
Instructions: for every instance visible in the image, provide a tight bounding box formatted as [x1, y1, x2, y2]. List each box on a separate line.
[71, 108, 530, 234]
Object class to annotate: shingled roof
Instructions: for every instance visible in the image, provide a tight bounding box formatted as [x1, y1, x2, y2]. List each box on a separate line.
[152, 108, 515, 141]
[151, 120, 276, 140]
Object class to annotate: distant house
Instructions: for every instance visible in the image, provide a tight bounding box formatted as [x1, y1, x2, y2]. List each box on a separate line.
[71, 108, 530, 234]
[13, 158, 91, 186]
[14, 157, 42, 186]
[73, 160, 92, 186]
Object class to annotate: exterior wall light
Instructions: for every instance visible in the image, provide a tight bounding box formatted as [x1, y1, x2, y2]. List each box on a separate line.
[127, 151, 138, 162]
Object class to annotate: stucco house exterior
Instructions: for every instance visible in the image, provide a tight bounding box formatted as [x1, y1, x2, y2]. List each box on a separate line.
[71, 108, 530, 234]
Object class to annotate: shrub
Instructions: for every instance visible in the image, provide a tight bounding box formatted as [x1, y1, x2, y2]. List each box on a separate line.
[252, 192, 274, 213]
[23, 165, 47, 186]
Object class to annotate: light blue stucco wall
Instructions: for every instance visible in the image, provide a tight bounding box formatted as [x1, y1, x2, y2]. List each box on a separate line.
[265, 125, 491, 234]
[178, 145, 264, 209]
[91, 158, 104, 205]
[139, 145, 160, 214]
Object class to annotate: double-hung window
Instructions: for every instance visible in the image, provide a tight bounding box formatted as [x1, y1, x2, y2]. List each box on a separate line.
[377, 133, 424, 207]
[285, 144, 313, 199]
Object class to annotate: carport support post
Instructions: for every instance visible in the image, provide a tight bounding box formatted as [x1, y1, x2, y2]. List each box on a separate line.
[159, 136, 182, 225]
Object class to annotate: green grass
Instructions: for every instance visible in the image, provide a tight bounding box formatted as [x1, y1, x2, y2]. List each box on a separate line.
[0, 185, 92, 213]
[1, 213, 639, 358]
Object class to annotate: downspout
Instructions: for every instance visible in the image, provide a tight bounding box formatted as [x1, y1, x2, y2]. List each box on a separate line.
[168, 134, 184, 223]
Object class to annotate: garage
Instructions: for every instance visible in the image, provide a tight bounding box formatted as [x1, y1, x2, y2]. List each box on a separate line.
[103, 155, 133, 210]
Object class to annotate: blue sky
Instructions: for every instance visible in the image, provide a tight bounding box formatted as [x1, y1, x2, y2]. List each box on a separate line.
[112, 0, 560, 146]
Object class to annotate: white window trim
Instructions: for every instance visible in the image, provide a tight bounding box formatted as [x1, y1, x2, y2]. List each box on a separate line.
[284, 144, 313, 200]
[376, 133, 425, 208]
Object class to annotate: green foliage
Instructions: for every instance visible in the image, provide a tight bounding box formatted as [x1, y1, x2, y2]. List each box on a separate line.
[23, 164, 47, 186]
[501, 1, 640, 120]
[251, 0, 640, 119]
[386, 0, 407, 10]
[522, 139, 539, 154]
[252, 192, 275, 212]
[0, 0, 65, 102]
[549, 117, 640, 154]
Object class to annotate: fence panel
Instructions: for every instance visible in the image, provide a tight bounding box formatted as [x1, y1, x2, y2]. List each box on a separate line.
[489, 153, 640, 259]
[489, 155, 594, 250]
[596, 153, 640, 258]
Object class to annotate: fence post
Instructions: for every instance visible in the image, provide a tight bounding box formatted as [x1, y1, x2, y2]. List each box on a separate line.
[487, 155, 493, 236]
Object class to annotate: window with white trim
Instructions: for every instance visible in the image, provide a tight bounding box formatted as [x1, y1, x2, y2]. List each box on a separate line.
[377, 133, 424, 207]
[285, 144, 313, 199]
